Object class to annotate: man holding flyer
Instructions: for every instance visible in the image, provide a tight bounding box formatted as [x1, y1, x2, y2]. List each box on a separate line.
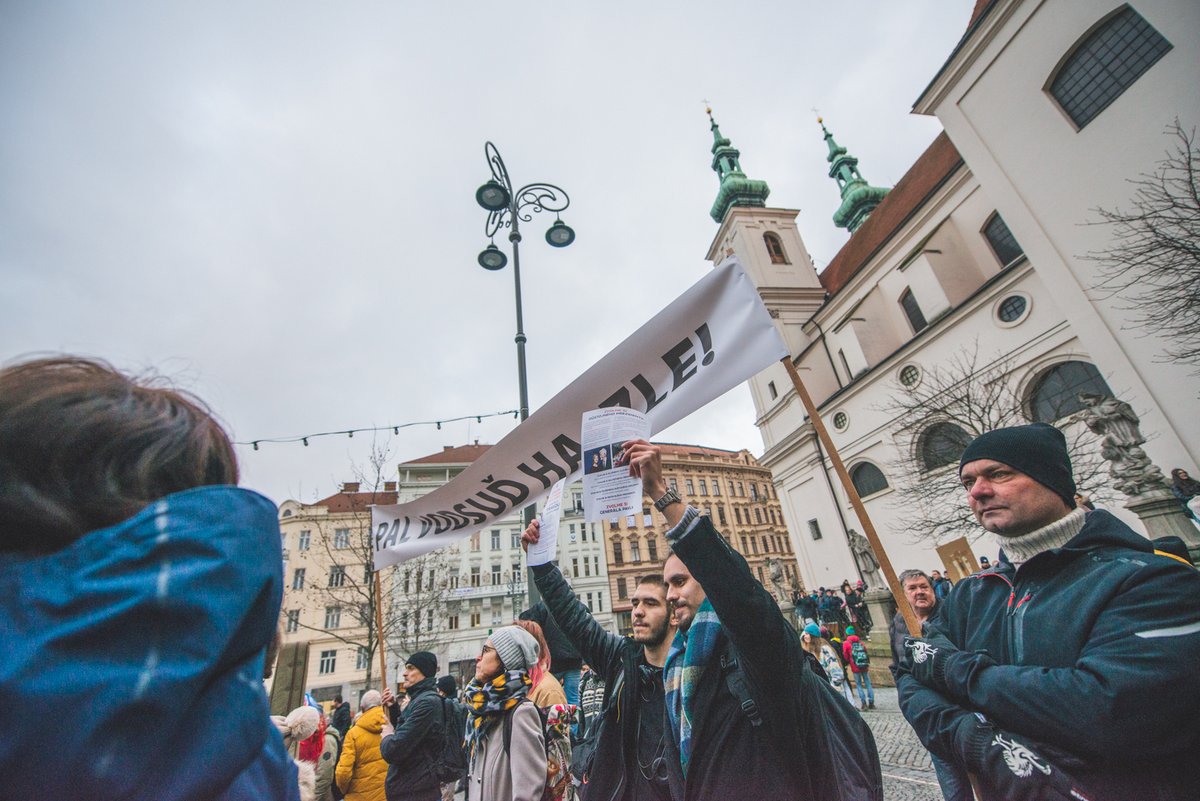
[617, 439, 881, 801]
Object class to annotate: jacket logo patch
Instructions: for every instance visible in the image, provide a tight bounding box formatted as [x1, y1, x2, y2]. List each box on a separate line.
[993, 733, 1051, 778]
[909, 641, 938, 664]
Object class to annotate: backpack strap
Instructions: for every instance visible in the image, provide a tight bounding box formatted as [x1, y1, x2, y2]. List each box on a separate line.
[719, 644, 763, 728]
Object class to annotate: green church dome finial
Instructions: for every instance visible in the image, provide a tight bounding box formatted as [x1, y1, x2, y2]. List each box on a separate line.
[818, 117, 889, 233]
[706, 106, 770, 223]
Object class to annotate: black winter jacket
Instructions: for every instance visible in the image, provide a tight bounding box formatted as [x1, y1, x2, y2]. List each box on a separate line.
[531, 562, 683, 801]
[898, 510, 1200, 800]
[665, 513, 880, 801]
[380, 677, 443, 799]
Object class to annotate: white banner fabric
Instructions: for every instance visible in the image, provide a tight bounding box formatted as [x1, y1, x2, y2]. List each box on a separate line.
[371, 258, 787, 568]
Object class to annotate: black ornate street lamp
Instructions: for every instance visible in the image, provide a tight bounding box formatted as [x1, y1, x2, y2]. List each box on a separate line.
[475, 141, 574, 604]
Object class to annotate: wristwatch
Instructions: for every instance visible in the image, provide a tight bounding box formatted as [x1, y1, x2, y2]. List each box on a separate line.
[653, 487, 682, 512]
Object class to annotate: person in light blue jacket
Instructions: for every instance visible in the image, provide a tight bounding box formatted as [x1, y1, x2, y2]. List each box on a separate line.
[0, 356, 299, 801]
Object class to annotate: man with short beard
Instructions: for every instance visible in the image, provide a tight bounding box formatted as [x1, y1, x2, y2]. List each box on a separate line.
[898, 423, 1200, 800]
[522, 520, 680, 801]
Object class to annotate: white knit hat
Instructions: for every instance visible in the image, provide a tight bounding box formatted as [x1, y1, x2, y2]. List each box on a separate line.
[360, 689, 382, 710]
[273, 705, 320, 747]
[489, 625, 539, 672]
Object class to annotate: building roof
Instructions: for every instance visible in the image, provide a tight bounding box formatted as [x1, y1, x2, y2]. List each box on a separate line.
[405, 443, 494, 464]
[309, 490, 398, 512]
[655, 441, 756, 462]
[913, 0, 999, 110]
[818, 132, 964, 297]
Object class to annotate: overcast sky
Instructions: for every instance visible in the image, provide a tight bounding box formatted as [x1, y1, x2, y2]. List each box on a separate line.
[1, 2, 972, 504]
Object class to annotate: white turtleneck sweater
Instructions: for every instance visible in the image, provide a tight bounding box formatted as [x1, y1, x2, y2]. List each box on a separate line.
[994, 507, 1088, 568]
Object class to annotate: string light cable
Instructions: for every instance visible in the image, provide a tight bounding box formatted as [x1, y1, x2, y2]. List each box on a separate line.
[236, 409, 520, 450]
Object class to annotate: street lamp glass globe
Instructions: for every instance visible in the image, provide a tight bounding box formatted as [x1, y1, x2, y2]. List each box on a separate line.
[545, 220, 575, 248]
[475, 180, 510, 211]
[478, 244, 508, 270]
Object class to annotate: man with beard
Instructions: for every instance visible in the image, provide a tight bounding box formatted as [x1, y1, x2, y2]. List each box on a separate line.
[898, 423, 1200, 800]
[522, 521, 680, 801]
[623, 440, 880, 801]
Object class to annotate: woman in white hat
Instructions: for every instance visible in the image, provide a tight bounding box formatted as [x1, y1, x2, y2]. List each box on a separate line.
[462, 626, 547, 801]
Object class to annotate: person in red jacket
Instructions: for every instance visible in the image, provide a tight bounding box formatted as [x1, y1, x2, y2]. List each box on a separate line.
[841, 627, 875, 710]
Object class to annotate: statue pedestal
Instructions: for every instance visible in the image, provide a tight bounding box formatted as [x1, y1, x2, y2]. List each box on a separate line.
[1126, 489, 1200, 561]
[864, 588, 896, 637]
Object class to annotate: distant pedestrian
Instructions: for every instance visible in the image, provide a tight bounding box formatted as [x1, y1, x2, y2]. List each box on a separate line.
[285, 708, 341, 801]
[379, 651, 445, 801]
[801, 623, 845, 695]
[842, 626, 875, 710]
[331, 695, 353, 740]
[930, 569, 953, 600]
[335, 690, 388, 801]
[436, 676, 469, 801]
[1171, 467, 1200, 521]
[977, 555, 991, 570]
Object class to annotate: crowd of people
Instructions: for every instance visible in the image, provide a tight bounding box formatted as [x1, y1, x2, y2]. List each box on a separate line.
[3, 355, 1198, 801]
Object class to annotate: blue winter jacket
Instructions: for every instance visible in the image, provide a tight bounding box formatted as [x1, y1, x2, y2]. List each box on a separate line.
[0, 486, 299, 801]
[898, 510, 1200, 800]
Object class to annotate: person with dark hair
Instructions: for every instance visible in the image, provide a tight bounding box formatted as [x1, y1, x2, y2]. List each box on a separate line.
[518, 600, 584, 705]
[899, 423, 1200, 800]
[332, 694, 353, 741]
[380, 652, 444, 801]
[436, 676, 468, 801]
[0, 356, 298, 800]
[1171, 467, 1200, 521]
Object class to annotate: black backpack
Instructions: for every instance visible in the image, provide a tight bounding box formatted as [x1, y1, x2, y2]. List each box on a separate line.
[432, 697, 469, 783]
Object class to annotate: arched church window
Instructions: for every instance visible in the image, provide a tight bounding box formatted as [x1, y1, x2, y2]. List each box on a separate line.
[983, 213, 1024, 268]
[1048, 6, 1172, 129]
[919, 422, 972, 472]
[1029, 361, 1113, 423]
[763, 232, 789, 265]
[850, 463, 889, 497]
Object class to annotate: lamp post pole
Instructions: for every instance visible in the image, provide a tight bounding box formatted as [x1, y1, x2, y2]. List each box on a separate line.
[476, 141, 575, 607]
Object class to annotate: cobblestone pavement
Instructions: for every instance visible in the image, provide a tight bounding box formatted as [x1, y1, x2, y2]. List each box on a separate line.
[861, 686, 943, 801]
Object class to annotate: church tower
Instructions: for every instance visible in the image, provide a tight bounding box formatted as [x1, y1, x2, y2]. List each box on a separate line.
[820, 118, 889, 232]
[703, 108, 826, 427]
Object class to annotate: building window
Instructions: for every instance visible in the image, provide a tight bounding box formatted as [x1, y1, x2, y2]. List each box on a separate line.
[920, 422, 973, 472]
[740, 536, 749, 552]
[597, 591, 604, 612]
[898, 364, 922, 388]
[750, 538, 758, 555]
[749, 484, 759, 501]
[711, 480, 720, 497]
[318, 650, 336, 675]
[629, 540, 641, 563]
[626, 514, 637, 528]
[617, 577, 628, 599]
[754, 508, 763, 524]
[297, 530, 311, 551]
[699, 479, 708, 496]
[324, 606, 341, 629]
[470, 566, 481, 587]
[763, 231, 789, 264]
[491, 529, 501, 550]
[850, 463, 889, 497]
[470, 532, 480, 552]
[492, 564, 501, 585]
[470, 611, 481, 627]
[285, 610, 300, 632]
[448, 614, 459, 630]
[899, 288, 928, 333]
[685, 479, 695, 495]
[996, 294, 1029, 324]
[1029, 361, 1113, 423]
[356, 646, 369, 671]
[668, 477, 678, 492]
[586, 592, 594, 612]
[584, 556, 592, 577]
[511, 531, 521, 549]
[426, 610, 433, 631]
[1049, 6, 1172, 129]
[333, 528, 351, 549]
[292, 568, 306, 590]
[718, 506, 728, 525]
[328, 565, 346, 588]
[983, 213, 1025, 268]
[609, 519, 620, 531]
[808, 519, 823, 541]
[832, 411, 849, 431]
[572, 557, 579, 578]
[767, 381, 778, 400]
[647, 536, 658, 562]
[737, 482, 745, 496]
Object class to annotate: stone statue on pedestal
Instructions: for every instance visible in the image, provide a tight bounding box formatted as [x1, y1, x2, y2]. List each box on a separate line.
[1078, 393, 1167, 497]
[847, 529, 883, 590]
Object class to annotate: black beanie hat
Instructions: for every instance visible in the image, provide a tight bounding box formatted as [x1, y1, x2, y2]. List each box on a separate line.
[407, 651, 438, 680]
[958, 423, 1076, 508]
[436, 675, 458, 697]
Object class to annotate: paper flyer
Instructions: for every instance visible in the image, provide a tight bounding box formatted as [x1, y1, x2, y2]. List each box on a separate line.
[581, 407, 649, 521]
[528, 479, 566, 567]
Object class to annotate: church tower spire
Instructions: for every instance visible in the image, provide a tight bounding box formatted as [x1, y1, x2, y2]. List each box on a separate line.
[708, 106, 771, 223]
[820, 117, 889, 233]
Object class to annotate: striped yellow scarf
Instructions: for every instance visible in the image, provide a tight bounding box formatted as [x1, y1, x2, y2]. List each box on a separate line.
[463, 670, 532, 758]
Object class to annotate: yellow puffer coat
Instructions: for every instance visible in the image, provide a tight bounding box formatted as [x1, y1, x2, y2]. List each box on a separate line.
[335, 705, 388, 801]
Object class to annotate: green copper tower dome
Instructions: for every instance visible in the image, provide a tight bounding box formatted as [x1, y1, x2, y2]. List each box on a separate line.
[707, 107, 770, 223]
[820, 118, 889, 233]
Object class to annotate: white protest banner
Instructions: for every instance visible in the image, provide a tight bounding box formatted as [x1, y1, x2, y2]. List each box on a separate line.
[371, 257, 788, 568]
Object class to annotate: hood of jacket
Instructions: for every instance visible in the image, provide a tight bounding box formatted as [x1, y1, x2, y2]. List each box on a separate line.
[355, 704, 387, 734]
[0, 485, 293, 801]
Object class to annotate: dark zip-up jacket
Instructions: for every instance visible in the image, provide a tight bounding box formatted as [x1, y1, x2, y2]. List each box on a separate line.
[380, 677, 443, 799]
[665, 513, 881, 801]
[898, 510, 1200, 799]
[531, 562, 683, 801]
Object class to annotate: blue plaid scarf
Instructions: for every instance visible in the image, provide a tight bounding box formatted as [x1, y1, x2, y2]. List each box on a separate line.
[663, 598, 723, 775]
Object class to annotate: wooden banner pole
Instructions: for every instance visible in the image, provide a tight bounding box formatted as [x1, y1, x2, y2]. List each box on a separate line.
[781, 358, 922, 638]
[373, 570, 389, 691]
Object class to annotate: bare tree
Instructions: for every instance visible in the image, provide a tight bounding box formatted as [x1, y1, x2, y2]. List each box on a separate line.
[292, 442, 447, 687]
[878, 343, 1110, 545]
[1088, 120, 1200, 373]
[390, 550, 452, 657]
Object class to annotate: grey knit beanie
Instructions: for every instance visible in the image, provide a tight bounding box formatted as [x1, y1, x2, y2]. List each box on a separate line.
[489, 625, 539, 672]
[360, 689, 382, 710]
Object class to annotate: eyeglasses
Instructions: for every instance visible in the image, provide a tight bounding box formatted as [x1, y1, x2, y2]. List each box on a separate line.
[480, 645, 496, 656]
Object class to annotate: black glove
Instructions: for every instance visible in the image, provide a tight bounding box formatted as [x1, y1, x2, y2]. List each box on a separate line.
[903, 632, 958, 691]
[952, 713, 1096, 801]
